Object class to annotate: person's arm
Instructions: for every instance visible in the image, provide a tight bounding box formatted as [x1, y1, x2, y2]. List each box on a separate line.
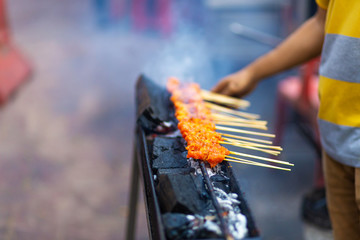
[212, 7, 327, 97]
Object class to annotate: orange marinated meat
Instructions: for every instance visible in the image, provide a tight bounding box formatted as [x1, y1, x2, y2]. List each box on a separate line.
[167, 78, 229, 167]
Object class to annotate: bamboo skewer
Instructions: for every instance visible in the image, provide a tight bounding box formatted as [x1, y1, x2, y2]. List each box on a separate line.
[216, 126, 275, 138]
[205, 102, 259, 120]
[221, 133, 273, 144]
[196, 89, 292, 169]
[225, 157, 291, 171]
[223, 144, 280, 156]
[224, 157, 291, 171]
[200, 89, 250, 109]
[222, 137, 282, 150]
[220, 141, 280, 155]
[205, 98, 293, 168]
[201, 89, 250, 105]
[207, 104, 259, 120]
[212, 113, 267, 125]
[213, 119, 266, 127]
[229, 151, 293, 166]
[215, 121, 268, 130]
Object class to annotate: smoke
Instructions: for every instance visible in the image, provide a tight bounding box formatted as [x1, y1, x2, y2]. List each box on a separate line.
[142, 2, 215, 87]
[143, 31, 215, 87]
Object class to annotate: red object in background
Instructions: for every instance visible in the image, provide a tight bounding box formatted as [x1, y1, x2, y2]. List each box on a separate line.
[274, 58, 323, 187]
[155, 0, 172, 35]
[0, 0, 31, 105]
[131, 0, 147, 31]
[130, 0, 172, 36]
[111, 0, 127, 19]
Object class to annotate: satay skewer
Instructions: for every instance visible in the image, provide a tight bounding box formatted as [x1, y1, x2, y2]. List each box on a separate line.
[205, 102, 259, 120]
[211, 113, 267, 125]
[224, 157, 291, 171]
[216, 126, 275, 138]
[215, 121, 268, 130]
[168, 78, 293, 170]
[220, 133, 273, 144]
[222, 137, 282, 150]
[221, 142, 281, 155]
[200, 89, 250, 109]
[220, 141, 281, 155]
[229, 151, 293, 166]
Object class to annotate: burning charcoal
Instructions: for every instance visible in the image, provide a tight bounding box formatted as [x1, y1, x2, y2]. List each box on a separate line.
[152, 136, 186, 158]
[152, 150, 188, 170]
[162, 213, 194, 240]
[156, 174, 204, 214]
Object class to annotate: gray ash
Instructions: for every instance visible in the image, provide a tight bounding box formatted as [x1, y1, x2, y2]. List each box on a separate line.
[162, 214, 222, 240]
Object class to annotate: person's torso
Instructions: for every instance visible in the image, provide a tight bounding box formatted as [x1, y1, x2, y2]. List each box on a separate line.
[317, 0, 360, 166]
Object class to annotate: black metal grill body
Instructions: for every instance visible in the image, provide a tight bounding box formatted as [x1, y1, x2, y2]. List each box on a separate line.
[126, 75, 262, 240]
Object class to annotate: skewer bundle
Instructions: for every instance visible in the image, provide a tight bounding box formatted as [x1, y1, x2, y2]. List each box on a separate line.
[167, 77, 293, 171]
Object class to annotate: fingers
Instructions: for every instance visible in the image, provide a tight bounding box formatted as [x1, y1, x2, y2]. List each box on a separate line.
[220, 84, 235, 96]
[212, 77, 251, 98]
[218, 79, 241, 97]
[212, 76, 240, 96]
[212, 69, 257, 98]
[212, 78, 228, 93]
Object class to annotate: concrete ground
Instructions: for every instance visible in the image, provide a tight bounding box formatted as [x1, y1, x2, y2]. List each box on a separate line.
[2, 0, 332, 239]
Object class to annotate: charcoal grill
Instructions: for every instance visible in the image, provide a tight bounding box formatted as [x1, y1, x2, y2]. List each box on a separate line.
[125, 75, 261, 240]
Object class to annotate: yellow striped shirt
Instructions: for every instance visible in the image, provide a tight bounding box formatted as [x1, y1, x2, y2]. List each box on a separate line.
[316, 0, 360, 166]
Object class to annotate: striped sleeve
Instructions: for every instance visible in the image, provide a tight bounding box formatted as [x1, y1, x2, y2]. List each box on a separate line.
[316, 0, 329, 9]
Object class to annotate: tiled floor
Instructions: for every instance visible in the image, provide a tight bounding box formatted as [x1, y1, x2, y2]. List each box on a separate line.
[2, 0, 332, 239]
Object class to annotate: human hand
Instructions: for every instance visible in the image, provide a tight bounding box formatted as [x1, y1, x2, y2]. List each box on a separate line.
[212, 69, 259, 98]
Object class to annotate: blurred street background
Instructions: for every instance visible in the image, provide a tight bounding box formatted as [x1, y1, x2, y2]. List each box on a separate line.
[1, 0, 332, 239]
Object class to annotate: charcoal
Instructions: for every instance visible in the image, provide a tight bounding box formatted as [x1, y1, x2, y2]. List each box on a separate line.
[192, 174, 209, 199]
[156, 174, 204, 214]
[136, 75, 177, 133]
[152, 150, 188, 170]
[211, 174, 231, 193]
[162, 213, 193, 240]
[152, 137, 186, 158]
[157, 168, 194, 175]
[210, 175, 230, 183]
